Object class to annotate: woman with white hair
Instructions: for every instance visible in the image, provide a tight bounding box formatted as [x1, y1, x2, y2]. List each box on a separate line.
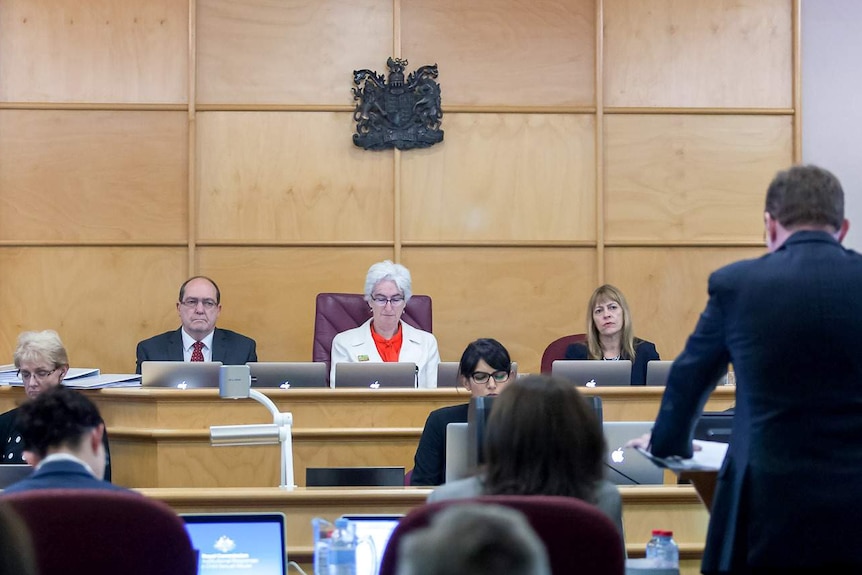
[330, 260, 440, 388]
[0, 330, 112, 480]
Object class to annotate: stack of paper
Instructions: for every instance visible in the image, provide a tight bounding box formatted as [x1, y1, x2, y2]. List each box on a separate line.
[0, 368, 141, 389]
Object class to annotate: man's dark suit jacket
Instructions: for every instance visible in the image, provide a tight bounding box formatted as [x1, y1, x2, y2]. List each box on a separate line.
[135, 327, 257, 374]
[1, 459, 128, 494]
[650, 231, 862, 573]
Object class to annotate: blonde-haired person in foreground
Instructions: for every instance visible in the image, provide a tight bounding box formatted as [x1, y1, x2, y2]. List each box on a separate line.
[396, 504, 550, 575]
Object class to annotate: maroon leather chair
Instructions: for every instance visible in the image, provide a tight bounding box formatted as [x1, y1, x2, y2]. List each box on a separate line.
[312, 292, 433, 384]
[3, 489, 197, 575]
[378, 495, 625, 575]
[540, 333, 587, 374]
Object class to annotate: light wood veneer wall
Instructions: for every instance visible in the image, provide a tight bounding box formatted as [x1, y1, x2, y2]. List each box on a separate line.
[0, 0, 798, 373]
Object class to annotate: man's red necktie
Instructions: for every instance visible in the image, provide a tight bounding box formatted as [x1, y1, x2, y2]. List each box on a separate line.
[191, 341, 204, 362]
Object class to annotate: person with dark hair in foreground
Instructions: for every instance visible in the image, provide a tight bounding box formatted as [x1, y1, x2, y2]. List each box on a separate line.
[428, 375, 624, 540]
[410, 338, 515, 486]
[396, 504, 550, 575]
[2, 387, 128, 493]
[639, 165, 862, 574]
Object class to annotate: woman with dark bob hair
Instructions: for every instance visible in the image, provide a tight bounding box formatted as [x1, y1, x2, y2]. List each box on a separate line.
[410, 338, 515, 486]
[428, 375, 623, 538]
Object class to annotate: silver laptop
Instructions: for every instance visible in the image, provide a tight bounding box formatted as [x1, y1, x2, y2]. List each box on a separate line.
[437, 362, 460, 388]
[0, 464, 33, 488]
[341, 514, 404, 575]
[552, 359, 632, 387]
[445, 422, 470, 483]
[182, 512, 287, 575]
[141, 361, 223, 389]
[645, 360, 673, 386]
[247, 362, 327, 389]
[603, 421, 665, 485]
[333, 362, 418, 388]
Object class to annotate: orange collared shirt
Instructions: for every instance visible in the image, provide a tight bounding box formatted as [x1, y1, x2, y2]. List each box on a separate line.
[370, 322, 403, 362]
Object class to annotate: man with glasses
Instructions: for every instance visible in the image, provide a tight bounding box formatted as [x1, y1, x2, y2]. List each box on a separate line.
[135, 276, 257, 374]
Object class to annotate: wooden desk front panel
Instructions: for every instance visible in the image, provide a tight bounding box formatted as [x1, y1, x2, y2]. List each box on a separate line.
[0, 385, 736, 428]
[111, 428, 422, 488]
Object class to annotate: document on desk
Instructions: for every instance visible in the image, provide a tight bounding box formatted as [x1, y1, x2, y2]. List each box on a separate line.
[62, 374, 142, 389]
[636, 440, 728, 471]
[0, 367, 100, 386]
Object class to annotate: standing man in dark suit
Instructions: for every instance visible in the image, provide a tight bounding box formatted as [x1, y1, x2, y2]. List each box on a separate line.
[2, 386, 128, 493]
[135, 276, 257, 374]
[644, 165, 862, 574]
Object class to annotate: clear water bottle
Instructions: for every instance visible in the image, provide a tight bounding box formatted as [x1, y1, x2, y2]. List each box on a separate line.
[312, 518, 333, 575]
[328, 518, 357, 575]
[645, 529, 679, 568]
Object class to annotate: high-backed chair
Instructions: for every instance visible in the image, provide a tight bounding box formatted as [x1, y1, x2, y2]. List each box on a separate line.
[540, 333, 587, 374]
[378, 495, 625, 575]
[313, 292, 433, 383]
[3, 489, 197, 575]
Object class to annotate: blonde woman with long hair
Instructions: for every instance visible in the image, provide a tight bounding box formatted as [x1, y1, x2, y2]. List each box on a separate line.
[564, 285, 659, 385]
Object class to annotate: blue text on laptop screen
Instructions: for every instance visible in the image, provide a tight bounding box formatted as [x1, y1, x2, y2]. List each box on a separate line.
[185, 520, 284, 575]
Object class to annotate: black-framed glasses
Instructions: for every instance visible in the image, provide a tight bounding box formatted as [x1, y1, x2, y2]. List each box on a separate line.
[18, 368, 58, 382]
[470, 370, 511, 385]
[180, 298, 218, 310]
[370, 295, 406, 307]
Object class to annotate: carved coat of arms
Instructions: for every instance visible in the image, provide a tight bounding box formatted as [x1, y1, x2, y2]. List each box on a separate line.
[352, 57, 443, 151]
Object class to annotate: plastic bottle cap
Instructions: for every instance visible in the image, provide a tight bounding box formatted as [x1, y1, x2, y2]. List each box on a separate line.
[335, 518, 349, 528]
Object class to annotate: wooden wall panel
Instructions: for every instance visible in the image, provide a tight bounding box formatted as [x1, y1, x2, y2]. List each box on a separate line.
[196, 112, 394, 242]
[0, 0, 188, 103]
[604, 115, 793, 242]
[402, 114, 596, 242]
[403, 247, 597, 373]
[197, 247, 394, 362]
[604, 0, 792, 108]
[401, 0, 595, 107]
[605, 246, 767, 358]
[196, 0, 392, 105]
[0, 248, 187, 374]
[0, 111, 188, 242]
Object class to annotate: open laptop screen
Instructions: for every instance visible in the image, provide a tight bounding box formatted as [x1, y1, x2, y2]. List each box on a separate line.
[182, 513, 287, 575]
[341, 514, 403, 575]
[141, 361, 223, 389]
[333, 362, 418, 388]
[551, 360, 633, 387]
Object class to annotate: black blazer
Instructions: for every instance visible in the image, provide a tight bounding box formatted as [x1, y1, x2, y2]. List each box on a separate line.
[410, 403, 469, 486]
[651, 231, 862, 572]
[564, 338, 659, 385]
[135, 327, 257, 374]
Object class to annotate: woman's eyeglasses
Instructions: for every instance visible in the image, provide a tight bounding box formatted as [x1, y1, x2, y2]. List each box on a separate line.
[470, 370, 511, 385]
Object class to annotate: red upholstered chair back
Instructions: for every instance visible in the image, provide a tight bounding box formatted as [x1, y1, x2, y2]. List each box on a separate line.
[540, 333, 587, 374]
[3, 489, 197, 575]
[378, 495, 625, 575]
[313, 292, 433, 383]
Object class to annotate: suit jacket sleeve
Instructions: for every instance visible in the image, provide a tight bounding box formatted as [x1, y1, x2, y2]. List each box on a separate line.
[651, 272, 730, 458]
[329, 330, 353, 387]
[410, 408, 448, 486]
[564, 343, 588, 360]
